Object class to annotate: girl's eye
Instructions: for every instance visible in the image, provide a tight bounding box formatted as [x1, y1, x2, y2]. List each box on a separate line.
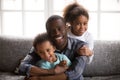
[84, 23, 87, 25]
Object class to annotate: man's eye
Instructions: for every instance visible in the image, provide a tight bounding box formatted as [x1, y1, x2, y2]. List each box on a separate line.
[77, 23, 81, 26]
[38, 52, 43, 54]
[58, 28, 61, 31]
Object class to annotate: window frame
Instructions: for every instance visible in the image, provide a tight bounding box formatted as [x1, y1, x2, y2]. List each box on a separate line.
[0, 0, 120, 40]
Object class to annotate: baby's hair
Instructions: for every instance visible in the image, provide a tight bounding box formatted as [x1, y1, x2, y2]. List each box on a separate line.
[33, 33, 52, 50]
[63, 2, 89, 24]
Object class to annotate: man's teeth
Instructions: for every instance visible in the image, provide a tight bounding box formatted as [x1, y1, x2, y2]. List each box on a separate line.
[55, 37, 62, 39]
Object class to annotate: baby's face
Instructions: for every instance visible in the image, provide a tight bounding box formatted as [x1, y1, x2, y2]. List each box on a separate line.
[36, 41, 56, 63]
[71, 15, 88, 36]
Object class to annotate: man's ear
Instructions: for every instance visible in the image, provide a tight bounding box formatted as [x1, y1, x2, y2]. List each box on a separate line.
[65, 23, 70, 29]
[65, 22, 72, 32]
[65, 26, 70, 32]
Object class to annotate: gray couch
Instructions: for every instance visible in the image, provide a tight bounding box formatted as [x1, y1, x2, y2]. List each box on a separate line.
[0, 35, 120, 80]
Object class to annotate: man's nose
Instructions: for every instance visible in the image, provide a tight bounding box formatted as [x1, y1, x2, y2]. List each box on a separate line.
[54, 29, 60, 35]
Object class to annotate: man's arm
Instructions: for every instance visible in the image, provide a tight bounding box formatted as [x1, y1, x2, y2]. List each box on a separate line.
[28, 73, 67, 80]
[29, 66, 55, 76]
[65, 56, 88, 80]
[65, 41, 89, 80]
[57, 37, 91, 80]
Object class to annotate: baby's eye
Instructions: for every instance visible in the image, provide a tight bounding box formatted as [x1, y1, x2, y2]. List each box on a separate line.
[47, 49, 50, 52]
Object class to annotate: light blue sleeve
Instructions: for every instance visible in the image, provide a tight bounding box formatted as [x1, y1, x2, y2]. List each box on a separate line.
[36, 60, 50, 69]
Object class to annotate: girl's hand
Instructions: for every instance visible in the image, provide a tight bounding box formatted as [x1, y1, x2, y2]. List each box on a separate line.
[77, 45, 92, 56]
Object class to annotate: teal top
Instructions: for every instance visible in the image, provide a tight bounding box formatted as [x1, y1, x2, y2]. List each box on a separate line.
[36, 53, 71, 69]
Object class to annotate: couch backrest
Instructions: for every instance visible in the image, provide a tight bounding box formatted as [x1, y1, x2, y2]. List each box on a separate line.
[0, 36, 33, 72]
[83, 40, 120, 76]
[0, 36, 120, 76]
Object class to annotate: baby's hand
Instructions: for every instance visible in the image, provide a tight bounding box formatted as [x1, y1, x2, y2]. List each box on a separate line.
[59, 60, 67, 67]
[54, 60, 68, 74]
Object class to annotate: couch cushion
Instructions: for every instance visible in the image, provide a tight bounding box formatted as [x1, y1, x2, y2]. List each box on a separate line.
[0, 36, 33, 72]
[0, 72, 25, 80]
[83, 40, 120, 76]
[84, 75, 120, 80]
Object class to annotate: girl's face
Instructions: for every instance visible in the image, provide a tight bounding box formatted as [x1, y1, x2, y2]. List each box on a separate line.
[71, 15, 88, 36]
[36, 41, 56, 63]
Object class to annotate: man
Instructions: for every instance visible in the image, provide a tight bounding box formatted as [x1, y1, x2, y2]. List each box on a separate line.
[19, 15, 92, 80]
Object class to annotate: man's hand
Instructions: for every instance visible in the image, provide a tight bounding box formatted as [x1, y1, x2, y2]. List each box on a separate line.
[77, 45, 93, 56]
[54, 62, 68, 74]
[30, 66, 55, 76]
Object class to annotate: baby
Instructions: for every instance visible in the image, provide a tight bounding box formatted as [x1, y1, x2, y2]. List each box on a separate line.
[33, 33, 71, 70]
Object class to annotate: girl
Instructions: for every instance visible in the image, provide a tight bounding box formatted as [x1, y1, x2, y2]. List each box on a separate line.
[63, 2, 94, 63]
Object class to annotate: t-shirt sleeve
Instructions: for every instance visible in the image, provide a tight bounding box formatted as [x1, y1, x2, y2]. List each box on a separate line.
[36, 60, 50, 69]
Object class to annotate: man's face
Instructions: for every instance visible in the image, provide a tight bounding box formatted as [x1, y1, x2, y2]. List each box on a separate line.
[47, 19, 67, 51]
